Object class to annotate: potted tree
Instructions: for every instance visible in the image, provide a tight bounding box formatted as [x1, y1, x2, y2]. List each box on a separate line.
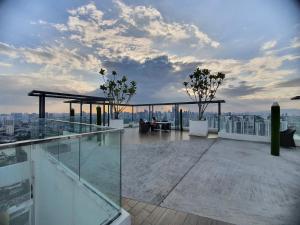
[183, 68, 225, 136]
[99, 68, 137, 129]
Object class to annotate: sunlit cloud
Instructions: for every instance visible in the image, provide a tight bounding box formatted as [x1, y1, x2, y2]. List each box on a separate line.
[0, 0, 299, 113]
[261, 40, 277, 51]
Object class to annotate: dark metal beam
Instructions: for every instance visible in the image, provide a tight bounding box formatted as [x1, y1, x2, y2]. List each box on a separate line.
[28, 90, 111, 101]
[291, 96, 300, 100]
[63, 100, 225, 107]
[130, 100, 225, 107]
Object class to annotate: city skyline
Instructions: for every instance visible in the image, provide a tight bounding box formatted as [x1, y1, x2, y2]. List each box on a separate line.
[0, 0, 300, 113]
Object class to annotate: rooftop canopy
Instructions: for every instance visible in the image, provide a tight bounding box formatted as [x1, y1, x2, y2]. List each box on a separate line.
[28, 90, 110, 101]
[28, 90, 111, 119]
[291, 96, 300, 100]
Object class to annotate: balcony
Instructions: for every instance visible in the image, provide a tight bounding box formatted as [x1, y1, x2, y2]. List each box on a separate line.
[0, 119, 129, 225]
[1, 109, 299, 225]
[121, 127, 300, 225]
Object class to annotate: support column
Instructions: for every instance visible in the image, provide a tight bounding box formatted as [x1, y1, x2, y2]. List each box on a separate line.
[108, 103, 110, 126]
[151, 105, 154, 119]
[89, 103, 92, 124]
[180, 109, 183, 131]
[39, 95, 45, 118]
[80, 101, 83, 122]
[148, 105, 151, 121]
[69, 103, 72, 115]
[103, 103, 106, 126]
[131, 106, 134, 122]
[96, 106, 102, 125]
[218, 102, 221, 131]
[174, 104, 179, 130]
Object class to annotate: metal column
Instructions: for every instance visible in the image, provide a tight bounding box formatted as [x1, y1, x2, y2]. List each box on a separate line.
[39, 94, 45, 118]
[89, 103, 92, 124]
[80, 101, 83, 122]
[174, 104, 179, 130]
[131, 106, 134, 122]
[218, 102, 221, 131]
[103, 103, 106, 126]
[69, 102, 72, 114]
[108, 103, 110, 126]
[151, 105, 154, 119]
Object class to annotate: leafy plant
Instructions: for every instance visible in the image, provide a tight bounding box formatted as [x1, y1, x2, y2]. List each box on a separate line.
[183, 68, 225, 120]
[99, 68, 137, 119]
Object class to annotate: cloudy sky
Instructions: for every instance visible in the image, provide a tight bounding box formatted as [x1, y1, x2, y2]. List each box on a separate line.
[0, 0, 300, 113]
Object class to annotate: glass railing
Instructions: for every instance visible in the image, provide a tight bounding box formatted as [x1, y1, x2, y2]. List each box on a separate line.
[0, 119, 121, 225]
[219, 115, 300, 137]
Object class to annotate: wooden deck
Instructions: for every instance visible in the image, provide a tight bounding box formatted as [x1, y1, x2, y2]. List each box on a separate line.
[122, 197, 234, 225]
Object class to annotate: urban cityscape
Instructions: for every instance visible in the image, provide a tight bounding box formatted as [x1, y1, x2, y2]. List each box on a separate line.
[1, 0, 300, 225]
[1, 110, 300, 145]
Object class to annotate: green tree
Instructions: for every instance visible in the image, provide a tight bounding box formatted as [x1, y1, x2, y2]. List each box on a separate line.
[99, 68, 137, 119]
[183, 68, 225, 120]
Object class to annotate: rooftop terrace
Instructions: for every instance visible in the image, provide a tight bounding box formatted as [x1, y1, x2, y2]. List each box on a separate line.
[121, 128, 300, 225]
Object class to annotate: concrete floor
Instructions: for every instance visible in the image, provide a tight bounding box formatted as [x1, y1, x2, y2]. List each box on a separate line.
[122, 128, 300, 225]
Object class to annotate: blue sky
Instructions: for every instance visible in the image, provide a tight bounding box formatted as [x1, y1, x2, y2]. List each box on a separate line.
[0, 0, 299, 113]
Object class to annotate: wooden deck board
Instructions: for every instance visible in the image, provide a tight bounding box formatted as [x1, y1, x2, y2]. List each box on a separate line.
[122, 197, 234, 225]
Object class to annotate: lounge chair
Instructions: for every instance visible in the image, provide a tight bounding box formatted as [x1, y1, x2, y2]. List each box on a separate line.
[280, 128, 296, 148]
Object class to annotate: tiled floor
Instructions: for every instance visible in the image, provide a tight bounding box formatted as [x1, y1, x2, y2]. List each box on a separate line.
[122, 197, 234, 225]
[122, 128, 300, 225]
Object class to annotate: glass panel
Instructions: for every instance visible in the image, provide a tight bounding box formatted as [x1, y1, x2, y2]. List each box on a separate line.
[80, 130, 121, 209]
[1, 120, 121, 225]
[0, 144, 33, 225]
[219, 115, 271, 136]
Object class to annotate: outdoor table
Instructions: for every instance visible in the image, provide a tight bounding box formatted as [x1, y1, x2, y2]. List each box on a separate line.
[156, 122, 171, 131]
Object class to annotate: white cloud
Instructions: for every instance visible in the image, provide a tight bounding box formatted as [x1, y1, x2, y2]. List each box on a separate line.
[261, 40, 277, 51]
[49, 1, 219, 63]
[200, 52, 300, 99]
[114, 0, 220, 48]
[291, 37, 300, 49]
[0, 42, 101, 73]
[0, 62, 12, 67]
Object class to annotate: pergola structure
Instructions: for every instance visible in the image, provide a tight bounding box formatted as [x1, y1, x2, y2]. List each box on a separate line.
[291, 96, 300, 100]
[125, 100, 225, 130]
[29, 90, 225, 130]
[63, 99, 112, 125]
[28, 90, 111, 124]
[67, 100, 225, 130]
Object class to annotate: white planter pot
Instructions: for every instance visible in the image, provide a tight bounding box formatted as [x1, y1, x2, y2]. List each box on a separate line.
[109, 119, 124, 129]
[189, 120, 208, 137]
